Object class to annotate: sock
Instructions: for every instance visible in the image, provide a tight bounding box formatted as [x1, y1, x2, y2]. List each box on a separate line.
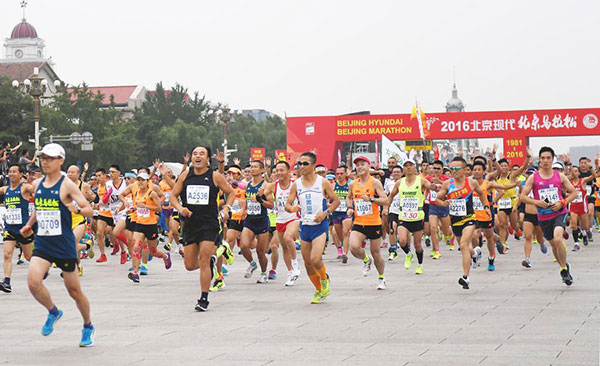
[4, 277, 10, 285]
[317, 264, 327, 280]
[200, 291, 209, 302]
[291, 259, 299, 271]
[363, 255, 370, 263]
[581, 230, 587, 239]
[416, 250, 424, 264]
[572, 229, 580, 243]
[401, 245, 411, 255]
[560, 266, 567, 271]
[378, 274, 384, 280]
[49, 306, 59, 316]
[83, 322, 93, 329]
[308, 273, 322, 291]
[250, 260, 256, 266]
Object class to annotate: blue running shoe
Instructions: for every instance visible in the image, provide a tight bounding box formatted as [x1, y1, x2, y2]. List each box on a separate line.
[128, 266, 134, 272]
[295, 240, 301, 250]
[140, 264, 148, 276]
[80, 325, 95, 347]
[540, 242, 548, 254]
[148, 253, 153, 261]
[41, 309, 63, 336]
[222, 265, 229, 275]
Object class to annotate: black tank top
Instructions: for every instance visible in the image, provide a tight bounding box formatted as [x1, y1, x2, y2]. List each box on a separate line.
[181, 168, 218, 227]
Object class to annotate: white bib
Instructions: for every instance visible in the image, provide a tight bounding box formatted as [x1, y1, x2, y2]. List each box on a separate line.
[137, 207, 150, 218]
[37, 210, 62, 236]
[585, 185, 592, 196]
[430, 190, 439, 202]
[389, 196, 400, 214]
[186, 185, 209, 205]
[498, 197, 512, 209]
[247, 200, 262, 215]
[336, 199, 348, 212]
[231, 200, 242, 214]
[5, 208, 22, 225]
[354, 200, 373, 217]
[449, 199, 467, 216]
[539, 187, 559, 204]
[400, 197, 419, 220]
[573, 190, 583, 203]
[473, 196, 484, 211]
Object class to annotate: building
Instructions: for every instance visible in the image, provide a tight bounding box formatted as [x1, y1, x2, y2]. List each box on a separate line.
[0, 13, 61, 97]
[241, 109, 274, 121]
[443, 83, 478, 153]
[67, 85, 146, 119]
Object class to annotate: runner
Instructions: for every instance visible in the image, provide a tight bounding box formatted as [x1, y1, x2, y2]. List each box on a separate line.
[346, 156, 388, 290]
[0, 164, 34, 293]
[435, 156, 491, 290]
[170, 146, 234, 311]
[331, 165, 352, 263]
[496, 158, 524, 248]
[239, 160, 274, 283]
[426, 160, 453, 257]
[66, 165, 96, 275]
[520, 146, 577, 286]
[383, 165, 402, 261]
[285, 152, 339, 303]
[106, 165, 129, 264]
[568, 164, 596, 250]
[387, 159, 434, 274]
[20, 143, 95, 346]
[93, 168, 113, 263]
[520, 167, 548, 268]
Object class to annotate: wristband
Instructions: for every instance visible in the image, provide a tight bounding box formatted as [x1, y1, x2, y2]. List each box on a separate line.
[256, 195, 263, 204]
[561, 199, 566, 208]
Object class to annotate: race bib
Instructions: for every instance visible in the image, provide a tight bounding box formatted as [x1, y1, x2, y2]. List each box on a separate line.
[355, 199, 373, 217]
[390, 197, 400, 213]
[37, 210, 62, 236]
[400, 197, 419, 220]
[110, 201, 122, 215]
[449, 199, 467, 216]
[574, 190, 583, 203]
[247, 200, 262, 215]
[498, 197, 512, 209]
[164, 192, 171, 205]
[231, 200, 242, 214]
[473, 196, 484, 211]
[137, 207, 150, 218]
[5, 208, 22, 225]
[539, 187, 559, 204]
[430, 190, 438, 202]
[585, 185, 592, 196]
[336, 199, 347, 212]
[186, 185, 209, 205]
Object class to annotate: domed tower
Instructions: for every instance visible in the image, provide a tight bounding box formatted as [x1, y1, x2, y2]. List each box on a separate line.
[3, 15, 47, 62]
[445, 83, 465, 112]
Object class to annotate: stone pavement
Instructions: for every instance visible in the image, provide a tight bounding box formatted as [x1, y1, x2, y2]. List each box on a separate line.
[0, 233, 599, 366]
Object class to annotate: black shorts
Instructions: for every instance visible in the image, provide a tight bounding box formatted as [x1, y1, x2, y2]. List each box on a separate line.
[523, 213, 539, 226]
[243, 216, 270, 236]
[587, 196, 595, 205]
[3, 230, 34, 245]
[476, 220, 493, 230]
[451, 220, 476, 238]
[399, 220, 424, 233]
[227, 219, 243, 232]
[595, 206, 600, 213]
[32, 249, 77, 272]
[125, 215, 136, 232]
[518, 203, 526, 215]
[183, 224, 220, 246]
[269, 226, 277, 234]
[388, 213, 399, 227]
[97, 215, 114, 227]
[539, 213, 567, 241]
[499, 208, 513, 216]
[352, 224, 383, 240]
[135, 223, 158, 241]
[423, 204, 430, 223]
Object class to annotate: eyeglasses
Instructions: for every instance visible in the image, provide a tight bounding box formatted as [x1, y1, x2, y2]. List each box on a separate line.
[449, 166, 462, 172]
[432, 167, 442, 170]
[297, 162, 311, 166]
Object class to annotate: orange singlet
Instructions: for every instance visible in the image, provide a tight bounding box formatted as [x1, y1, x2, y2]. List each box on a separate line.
[135, 188, 158, 225]
[351, 176, 381, 226]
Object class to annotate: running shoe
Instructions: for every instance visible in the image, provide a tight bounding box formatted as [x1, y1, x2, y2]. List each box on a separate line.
[560, 263, 573, 286]
[148, 252, 153, 261]
[210, 278, 225, 292]
[128, 272, 140, 283]
[164, 251, 172, 270]
[424, 236, 431, 247]
[244, 262, 258, 278]
[257, 272, 268, 284]
[179, 246, 184, 258]
[140, 264, 148, 276]
[336, 247, 343, 259]
[222, 241, 235, 265]
[362, 257, 372, 277]
[404, 252, 413, 270]
[388, 251, 398, 261]
[458, 276, 470, 290]
[80, 252, 88, 260]
[448, 243, 455, 251]
[17, 255, 25, 265]
[563, 231, 569, 240]
[521, 258, 532, 268]
[78, 265, 83, 277]
[432, 252, 441, 260]
[79, 325, 95, 347]
[295, 240, 301, 250]
[321, 274, 330, 298]
[341, 254, 348, 264]
[540, 242, 548, 254]
[41, 309, 63, 336]
[95, 254, 107, 263]
[210, 255, 218, 280]
[572, 243, 581, 252]
[587, 231, 594, 242]
[268, 269, 277, 280]
[429, 249, 435, 257]
[163, 242, 171, 252]
[415, 266, 423, 275]
[472, 247, 481, 269]
[310, 290, 323, 304]
[376, 278, 387, 290]
[195, 299, 209, 311]
[488, 258, 495, 271]
[582, 235, 589, 246]
[0, 281, 12, 293]
[222, 265, 229, 275]
[285, 272, 299, 286]
[88, 245, 95, 259]
[120, 251, 127, 265]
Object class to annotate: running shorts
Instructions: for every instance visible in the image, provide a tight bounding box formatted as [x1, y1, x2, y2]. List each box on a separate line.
[539, 213, 567, 241]
[352, 224, 383, 240]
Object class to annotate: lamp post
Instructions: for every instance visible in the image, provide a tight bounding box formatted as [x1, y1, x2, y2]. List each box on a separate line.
[12, 67, 59, 152]
[208, 107, 241, 164]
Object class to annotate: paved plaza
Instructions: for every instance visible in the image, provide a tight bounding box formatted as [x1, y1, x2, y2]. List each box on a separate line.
[1, 234, 599, 366]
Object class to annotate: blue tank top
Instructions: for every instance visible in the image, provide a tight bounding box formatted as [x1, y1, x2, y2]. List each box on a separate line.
[245, 180, 267, 219]
[333, 181, 349, 214]
[34, 176, 76, 258]
[4, 183, 30, 234]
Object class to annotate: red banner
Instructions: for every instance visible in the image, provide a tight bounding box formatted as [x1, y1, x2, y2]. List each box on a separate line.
[503, 137, 529, 165]
[287, 108, 600, 168]
[250, 147, 265, 163]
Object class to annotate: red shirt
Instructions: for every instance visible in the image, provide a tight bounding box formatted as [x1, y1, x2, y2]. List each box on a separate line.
[426, 174, 450, 204]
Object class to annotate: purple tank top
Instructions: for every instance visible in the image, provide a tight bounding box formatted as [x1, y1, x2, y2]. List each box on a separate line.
[532, 170, 567, 221]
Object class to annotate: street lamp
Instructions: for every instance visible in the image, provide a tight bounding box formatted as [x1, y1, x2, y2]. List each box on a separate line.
[12, 67, 51, 152]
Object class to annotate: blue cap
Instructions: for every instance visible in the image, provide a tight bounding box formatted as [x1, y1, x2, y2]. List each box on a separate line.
[124, 172, 136, 179]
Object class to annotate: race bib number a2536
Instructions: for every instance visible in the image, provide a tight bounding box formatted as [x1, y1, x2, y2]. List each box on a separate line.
[187, 185, 209, 205]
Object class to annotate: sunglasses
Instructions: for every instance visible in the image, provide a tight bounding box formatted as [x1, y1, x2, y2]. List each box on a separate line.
[449, 166, 462, 172]
[297, 162, 311, 166]
[433, 167, 442, 170]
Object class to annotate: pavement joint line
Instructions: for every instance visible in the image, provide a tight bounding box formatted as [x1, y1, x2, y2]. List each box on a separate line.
[418, 349, 429, 357]
[296, 322, 308, 328]
[127, 359, 144, 365]
[341, 354, 354, 362]
[260, 360, 274, 366]
[454, 328, 462, 334]
[407, 323, 415, 328]
[495, 344, 502, 351]
[556, 350, 562, 358]
[387, 332, 397, 339]
[479, 356, 488, 364]
[401, 362, 409, 366]
[365, 342, 376, 349]
[506, 333, 514, 340]
[519, 323, 527, 329]
[160, 330, 176, 336]
[566, 339, 572, 346]
[208, 353, 226, 361]
[438, 337, 447, 344]
[258, 317, 270, 323]
[469, 319, 476, 325]
[481, 311, 488, 317]
[292, 347, 303, 353]
[529, 315, 536, 321]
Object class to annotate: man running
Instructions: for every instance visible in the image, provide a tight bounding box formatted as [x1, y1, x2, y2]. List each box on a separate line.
[170, 146, 234, 311]
[567, 165, 596, 250]
[346, 156, 388, 290]
[93, 168, 113, 263]
[426, 160, 453, 257]
[285, 152, 339, 303]
[66, 165, 96, 274]
[20, 143, 95, 346]
[0, 164, 34, 293]
[520, 146, 577, 286]
[332, 165, 352, 263]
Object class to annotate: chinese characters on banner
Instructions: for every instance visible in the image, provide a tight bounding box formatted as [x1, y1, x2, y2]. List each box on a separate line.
[250, 148, 265, 163]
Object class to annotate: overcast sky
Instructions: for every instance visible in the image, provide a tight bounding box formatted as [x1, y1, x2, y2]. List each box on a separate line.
[1, 1, 598, 153]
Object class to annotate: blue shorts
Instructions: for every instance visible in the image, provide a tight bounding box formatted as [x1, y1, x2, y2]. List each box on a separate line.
[299, 219, 329, 242]
[243, 216, 270, 235]
[429, 204, 449, 218]
[331, 212, 350, 225]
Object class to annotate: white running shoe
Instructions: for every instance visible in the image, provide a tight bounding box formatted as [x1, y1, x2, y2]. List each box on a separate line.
[362, 257, 372, 277]
[285, 273, 299, 286]
[244, 263, 258, 278]
[472, 247, 482, 268]
[256, 272, 268, 284]
[376, 278, 386, 290]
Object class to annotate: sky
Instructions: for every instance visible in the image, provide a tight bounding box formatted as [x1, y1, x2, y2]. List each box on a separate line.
[1, 0, 599, 154]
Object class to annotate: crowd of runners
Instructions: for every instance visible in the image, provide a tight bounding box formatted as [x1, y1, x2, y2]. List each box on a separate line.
[1, 141, 599, 347]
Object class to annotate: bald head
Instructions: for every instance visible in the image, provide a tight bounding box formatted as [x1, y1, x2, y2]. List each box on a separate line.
[67, 165, 81, 182]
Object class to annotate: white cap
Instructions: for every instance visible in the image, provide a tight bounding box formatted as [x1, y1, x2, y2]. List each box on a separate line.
[137, 172, 150, 180]
[403, 158, 416, 166]
[40, 143, 65, 159]
[552, 161, 564, 169]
